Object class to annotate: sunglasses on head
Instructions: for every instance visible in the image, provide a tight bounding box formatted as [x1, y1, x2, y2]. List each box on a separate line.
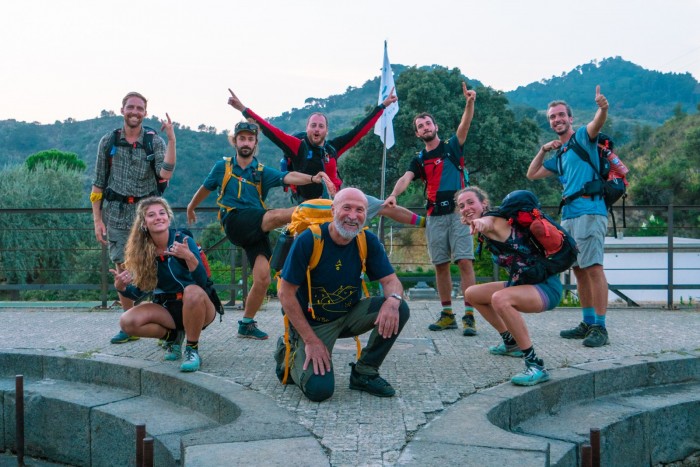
[235, 122, 258, 134]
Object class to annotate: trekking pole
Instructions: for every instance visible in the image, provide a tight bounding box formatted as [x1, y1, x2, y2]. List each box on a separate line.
[590, 428, 600, 467]
[142, 437, 154, 467]
[581, 443, 592, 467]
[16, 375, 25, 466]
[135, 424, 146, 466]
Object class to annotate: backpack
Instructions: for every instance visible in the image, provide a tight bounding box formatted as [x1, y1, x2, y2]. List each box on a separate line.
[279, 132, 339, 202]
[558, 132, 629, 236]
[216, 157, 266, 224]
[271, 199, 368, 384]
[416, 141, 469, 214]
[174, 229, 225, 321]
[104, 126, 168, 196]
[480, 190, 578, 286]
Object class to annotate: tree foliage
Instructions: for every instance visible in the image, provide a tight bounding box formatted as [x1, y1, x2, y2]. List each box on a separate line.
[25, 148, 86, 172]
[0, 163, 91, 285]
[340, 66, 545, 206]
[624, 111, 700, 206]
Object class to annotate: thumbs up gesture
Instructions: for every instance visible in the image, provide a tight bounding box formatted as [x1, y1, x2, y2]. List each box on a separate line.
[595, 85, 608, 111]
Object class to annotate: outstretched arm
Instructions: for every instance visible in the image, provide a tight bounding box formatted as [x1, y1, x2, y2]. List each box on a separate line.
[586, 85, 608, 140]
[456, 82, 476, 146]
[383, 172, 416, 208]
[228, 88, 303, 155]
[186, 186, 212, 224]
[283, 171, 337, 197]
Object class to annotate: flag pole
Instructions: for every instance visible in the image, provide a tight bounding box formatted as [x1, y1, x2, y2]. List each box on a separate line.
[379, 125, 388, 244]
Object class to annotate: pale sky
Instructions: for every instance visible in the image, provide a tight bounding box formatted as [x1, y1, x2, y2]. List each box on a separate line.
[2, 0, 699, 133]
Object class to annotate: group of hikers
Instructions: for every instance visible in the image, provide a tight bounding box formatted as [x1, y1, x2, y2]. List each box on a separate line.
[90, 80, 612, 400]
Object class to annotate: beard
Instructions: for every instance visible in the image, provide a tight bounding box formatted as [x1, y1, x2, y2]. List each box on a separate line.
[333, 218, 363, 240]
[419, 131, 437, 142]
[237, 146, 254, 157]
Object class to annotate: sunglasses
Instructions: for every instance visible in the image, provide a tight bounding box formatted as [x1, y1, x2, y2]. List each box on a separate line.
[235, 122, 258, 134]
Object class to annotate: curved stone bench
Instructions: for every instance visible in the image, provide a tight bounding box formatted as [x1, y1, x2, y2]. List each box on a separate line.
[398, 352, 700, 466]
[0, 349, 328, 466]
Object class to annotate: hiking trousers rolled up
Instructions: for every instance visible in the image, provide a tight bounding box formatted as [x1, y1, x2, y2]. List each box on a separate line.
[287, 296, 410, 402]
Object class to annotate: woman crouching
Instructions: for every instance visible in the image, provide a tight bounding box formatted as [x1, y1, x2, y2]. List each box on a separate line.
[112, 197, 217, 372]
[457, 187, 562, 386]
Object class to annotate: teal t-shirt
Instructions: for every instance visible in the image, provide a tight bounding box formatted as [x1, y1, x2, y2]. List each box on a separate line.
[543, 126, 608, 220]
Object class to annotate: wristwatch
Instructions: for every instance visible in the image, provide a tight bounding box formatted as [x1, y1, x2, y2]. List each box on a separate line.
[388, 293, 403, 302]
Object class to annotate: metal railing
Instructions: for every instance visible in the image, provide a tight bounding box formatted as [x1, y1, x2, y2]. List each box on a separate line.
[1, 204, 699, 310]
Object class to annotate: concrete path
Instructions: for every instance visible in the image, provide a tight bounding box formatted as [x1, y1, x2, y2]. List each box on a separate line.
[1, 300, 698, 465]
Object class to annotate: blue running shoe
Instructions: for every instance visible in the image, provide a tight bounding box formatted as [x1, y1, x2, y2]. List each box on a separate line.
[511, 361, 550, 386]
[180, 346, 201, 372]
[110, 330, 139, 344]
[489, 342, 524, 358]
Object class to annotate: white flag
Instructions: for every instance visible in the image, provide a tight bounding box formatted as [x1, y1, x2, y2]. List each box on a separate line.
[374, 41, 398, 149]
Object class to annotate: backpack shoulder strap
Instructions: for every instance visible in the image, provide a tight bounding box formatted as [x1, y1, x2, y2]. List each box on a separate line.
[356, 229, 370, 298]
[567, 133, 600, 179]
[142, 126, 157, 156]
[308, 224, 324, 271]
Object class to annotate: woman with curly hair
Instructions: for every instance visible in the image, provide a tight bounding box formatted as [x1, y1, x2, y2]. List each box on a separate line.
[112, 197, 216, 372]
[457, 187, 563, 387]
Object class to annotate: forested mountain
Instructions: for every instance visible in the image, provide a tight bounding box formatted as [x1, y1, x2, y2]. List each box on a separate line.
[506, 56, 699, 140]
[0, 57, 698, 210]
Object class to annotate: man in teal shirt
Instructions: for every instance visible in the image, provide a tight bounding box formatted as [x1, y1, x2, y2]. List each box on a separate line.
[187, 121, 334, 340]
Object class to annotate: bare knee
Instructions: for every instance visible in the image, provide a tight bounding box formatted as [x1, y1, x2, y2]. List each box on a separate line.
[490, 291, 512, 313]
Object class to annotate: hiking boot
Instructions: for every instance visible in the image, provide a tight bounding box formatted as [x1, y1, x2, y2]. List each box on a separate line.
[583, 324, 609, 347]
[348, 363, 395, 397]
[428, 312, 457, 331]
[110, 330, 139, 344]
[489, 342, 524, 358]
[180, 346, 201, 372]
[238, 320, 269, 340]
[163, 330, 185, 361]
[559, 321, 591, 339]
[511, 361, 551, 386]
[462, 313, 477, 336]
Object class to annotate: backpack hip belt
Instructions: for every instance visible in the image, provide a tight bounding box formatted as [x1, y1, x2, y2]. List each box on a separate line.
[153, 292, 183, 303]
[103, 187, 156, 204]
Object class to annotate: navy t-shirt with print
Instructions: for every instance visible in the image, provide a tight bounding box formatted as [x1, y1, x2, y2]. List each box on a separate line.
[281, 223, 394, 325]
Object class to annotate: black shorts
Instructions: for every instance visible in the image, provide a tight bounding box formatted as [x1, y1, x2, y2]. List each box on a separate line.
[224, 208, 272, 266]
[156, 296, 185, 330]
[155, 293, 215, 331]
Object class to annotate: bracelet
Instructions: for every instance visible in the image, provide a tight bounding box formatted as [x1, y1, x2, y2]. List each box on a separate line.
[311, 174, 316, 183]
[162, 162, 175, 171]
[90, 192, 103, 203]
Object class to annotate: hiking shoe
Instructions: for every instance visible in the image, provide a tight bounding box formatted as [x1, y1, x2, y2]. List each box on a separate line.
[489, 342, 524, 358]
[428, 312, 457, 331]
[559, 321, 591, 339]
[180, 346, 201, 372]
[511, 361, 551, 386]
[583, 324, 609, 347]
[110, 330, 139, 344]
[462, 313, 477, 336]
[238, 320, 269, 340]
[164, 330, 185, 361]
[348, 363, 395, 397]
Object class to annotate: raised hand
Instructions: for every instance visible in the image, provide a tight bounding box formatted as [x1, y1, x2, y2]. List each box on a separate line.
[160, 113, 175, 140]
[228, 88, 245, 111]
[595, 85, 608, 110]
[382, 87, 397, 107]
[463, 81, 476, 104]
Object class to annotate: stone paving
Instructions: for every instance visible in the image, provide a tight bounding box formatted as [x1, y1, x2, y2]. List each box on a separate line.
[1, 300, 699, 466]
